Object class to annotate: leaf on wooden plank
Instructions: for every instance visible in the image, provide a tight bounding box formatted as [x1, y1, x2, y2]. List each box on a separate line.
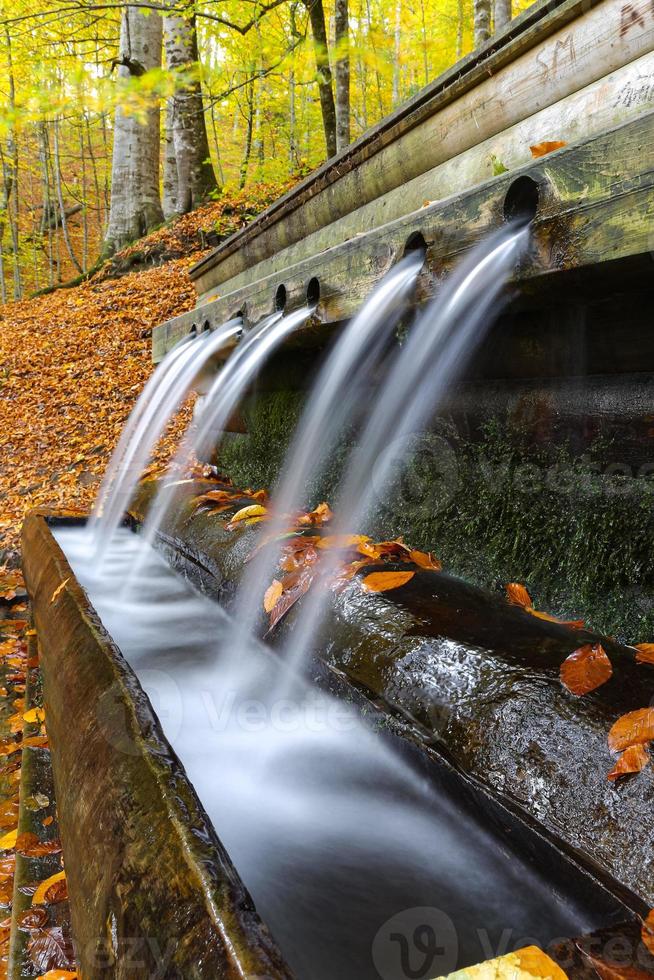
[529, 140, 567, 157]
[529, 609, 585, 628]
[263, 579, 283, 613]
[409, 549, 442, 571]
[506, 583, 532, 608]
[361, 570, 415, 593]
[49, 580, 69, 604]
[607, 744, 650, 783]
[560, 643, 612, 695]
[317, 534, 370, 550]
[267, 568, 315, 632]
[608, 708, 654, 753]
[226, 504, 267, 526]
[33, 871, 67, 906]
[634, 644, 654, 665]
[642, 910, 654, 957]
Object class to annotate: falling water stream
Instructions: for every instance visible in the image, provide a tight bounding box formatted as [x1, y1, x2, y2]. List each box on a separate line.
[55, 229, 613, 980]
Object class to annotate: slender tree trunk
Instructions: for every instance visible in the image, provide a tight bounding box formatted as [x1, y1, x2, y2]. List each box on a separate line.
[104, 4, 164, 255]
[53, 118, 83, 274]
[162, 97, 179, 218]
[494, 0, 512, 32]
[303, 0, 337, 158]
[163, 5, 217, 215]
[334, 0, 350, 151]
[392, 0, 401, 103]
[474, 0, 491, 46]
[4, 28, 21, 299]
[456, 0, 464, 57]
[239, 81, 254, 189]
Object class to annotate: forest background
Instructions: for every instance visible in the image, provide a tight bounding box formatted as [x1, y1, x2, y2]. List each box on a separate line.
[0, 0, 531, 300]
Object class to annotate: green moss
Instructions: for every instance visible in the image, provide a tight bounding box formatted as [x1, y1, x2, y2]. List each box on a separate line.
[219, 398, 654, 642]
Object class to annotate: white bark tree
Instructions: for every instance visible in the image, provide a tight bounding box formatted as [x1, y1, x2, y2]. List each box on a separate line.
[104, 4, 164, 255]
[334, 0, 350, 151]
[163, 5, 217, 217]
[474, 0, 491, 46]
[494, 0, 512, 33]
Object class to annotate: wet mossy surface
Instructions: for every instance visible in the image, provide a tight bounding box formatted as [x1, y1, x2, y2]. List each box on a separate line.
[218, 394, 654, 643]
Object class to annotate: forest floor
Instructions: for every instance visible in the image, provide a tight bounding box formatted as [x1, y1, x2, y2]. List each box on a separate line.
[0, 180, 293, 562]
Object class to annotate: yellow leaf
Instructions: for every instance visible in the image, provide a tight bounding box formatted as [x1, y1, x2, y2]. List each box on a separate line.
[23, 707, 45, 725]
[361, 570, 415, 593]
[50, 579, 69, 604]
[32, 870, 66, 905]
[228, 504, 267, 524]
[0, 829, 17, 850]
[263, 579, 283, 613]
[529, 140, 567, 158]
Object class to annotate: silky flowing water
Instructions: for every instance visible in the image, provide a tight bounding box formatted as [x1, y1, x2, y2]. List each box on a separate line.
[55, 228, 614, 978]
[57, 525, 604, 980]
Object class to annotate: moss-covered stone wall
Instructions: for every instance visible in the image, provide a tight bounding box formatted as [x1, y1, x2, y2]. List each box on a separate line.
[218, 391, 654, 643]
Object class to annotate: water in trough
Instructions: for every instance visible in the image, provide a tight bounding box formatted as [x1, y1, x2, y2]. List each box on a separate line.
[56, 227, 613, 979]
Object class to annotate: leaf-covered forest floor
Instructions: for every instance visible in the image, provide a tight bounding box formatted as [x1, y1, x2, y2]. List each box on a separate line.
[0, 181, 293, 562]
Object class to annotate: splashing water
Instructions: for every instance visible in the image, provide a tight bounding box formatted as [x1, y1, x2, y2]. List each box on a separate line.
[90, 317, 242, 561]
[125, 305, 314, 589]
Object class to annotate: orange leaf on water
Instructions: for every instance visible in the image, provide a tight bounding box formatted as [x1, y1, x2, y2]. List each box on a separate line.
[634, 644, 654, 665]
[529, 140, 567, 158]
[607, 744, 650, 782]
[263, 580, 283, 613]
[36, 972, 78, 980]
[506, 583, 532, 608]
[608, 708, 654, 753]
[361, 570, 415, 593]
[560, 643, 612, 696]
[642, 910, 654, 957]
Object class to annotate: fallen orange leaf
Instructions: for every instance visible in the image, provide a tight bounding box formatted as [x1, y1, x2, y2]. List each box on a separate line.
[49, 580, 69, 604]
[361, 570, 415, 593]
[263, 580, 283, 613]
[529, 140, 567, 158]
[23, 708, 46, 725]
[608, 744, 650, 782]
[36, 972, 78, 980]
[506, 583, 532, 608]
[634, 644, 654, 665]
[560, 643, 612, 696]
[317, 534, 370, 550]
[608, 708, 654, 753]
[642, 910, 654, 957]
[32, 871, 67, 906]
[409, 549, 442, 571]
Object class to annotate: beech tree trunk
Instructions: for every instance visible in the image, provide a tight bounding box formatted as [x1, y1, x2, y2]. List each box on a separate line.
[162, 98, 179, 219]
[163, 7, 217, 215]
[104, 5, 164, 255]
[334, 0, 350, 152]
[494, 0, 512, 32]
[304, 0, 337, 158]
[474, 0, 491, 46]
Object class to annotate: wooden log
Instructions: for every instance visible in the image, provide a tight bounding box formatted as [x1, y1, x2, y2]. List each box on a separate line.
[153, 111, 654, 361]
[20, 510, 294, 980]
[129, 479, 654, 911]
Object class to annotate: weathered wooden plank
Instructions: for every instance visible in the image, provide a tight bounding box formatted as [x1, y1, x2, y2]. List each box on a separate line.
[153, 111, 654, 361]
[191, 0, 654, 296]
[194, 52, 654, 302]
